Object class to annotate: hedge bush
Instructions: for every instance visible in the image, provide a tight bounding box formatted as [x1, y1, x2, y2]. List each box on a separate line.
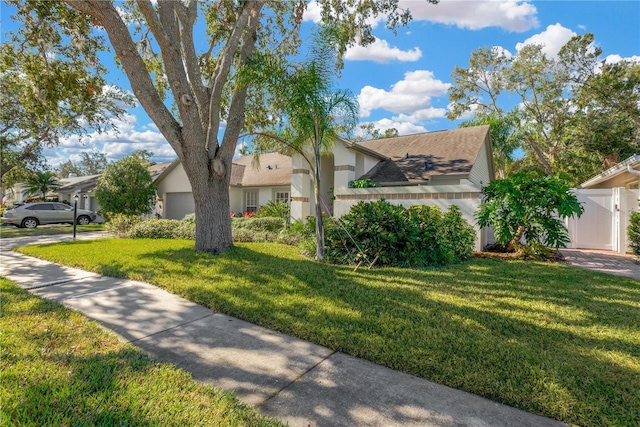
[325, 200, 475, 267]
[128, 219, 195, 239]
[629, 211, 640, 256]
[231, 217, 286, 233]
[106, 214, 141, 238]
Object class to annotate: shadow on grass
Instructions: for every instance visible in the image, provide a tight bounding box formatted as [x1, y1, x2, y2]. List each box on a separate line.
[14, 241, 640, 426]
[123, 243, 640, 426]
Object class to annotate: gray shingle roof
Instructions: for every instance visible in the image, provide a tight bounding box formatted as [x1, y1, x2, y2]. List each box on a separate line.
[355, 125, 490, 183]
[231, 152, 292, 187]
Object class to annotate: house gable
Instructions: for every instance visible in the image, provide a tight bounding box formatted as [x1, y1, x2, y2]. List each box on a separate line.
[352, 125, 492, 186]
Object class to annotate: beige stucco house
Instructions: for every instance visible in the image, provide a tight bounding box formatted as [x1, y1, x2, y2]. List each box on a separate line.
[155, 125, 495, 250]
[154, 152, 292, 220]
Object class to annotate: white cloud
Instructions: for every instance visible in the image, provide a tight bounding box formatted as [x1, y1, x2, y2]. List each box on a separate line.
[45, 113, 175, 167]
[603, 54, 640, 65]
[358, 70, 451, 117]
[392, 107, 449, 123]
[304, 0, 538, 32]
[515, 23, 576, 58]
[400, 0, 539, 32]
[358, 118, 428, 137]
[345, 37, 422, 63]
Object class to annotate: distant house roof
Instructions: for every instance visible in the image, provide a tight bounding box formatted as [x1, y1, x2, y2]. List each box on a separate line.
[58, 162, 174, 193]
[354, 125, 491, 184]
[580, 154, 640, 189]
[231, 152, 291, 187]
[57, 174, 102, 193]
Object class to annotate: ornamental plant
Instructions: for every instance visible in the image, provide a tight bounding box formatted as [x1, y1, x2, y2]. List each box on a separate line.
[628, 211, 640, 256]
[476, 173, 584, 252]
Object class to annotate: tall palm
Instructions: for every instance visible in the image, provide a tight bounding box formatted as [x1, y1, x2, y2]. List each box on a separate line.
[23, 170, 61, 200]
[255, 27, 359, 260]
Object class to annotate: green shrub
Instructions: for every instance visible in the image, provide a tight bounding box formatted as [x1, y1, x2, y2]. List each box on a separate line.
[326, 200, 475, 267]
[128, 219, 195, 239]
[106, 214, 141, 238]
[256, 201, 290, 223]
[232, 228, 278, 243]
[231, 217, 286, 233]
[182, 213, 196, 223]
[628, 211, 640, 256]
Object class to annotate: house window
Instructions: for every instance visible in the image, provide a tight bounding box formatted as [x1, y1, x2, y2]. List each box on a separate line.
[273, 190, 290, 204]
[245, 190, 258, 213]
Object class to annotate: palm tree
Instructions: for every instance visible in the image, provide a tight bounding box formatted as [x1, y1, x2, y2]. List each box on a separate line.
[23, 170, 61, 200]
[253, 27, 359, 260]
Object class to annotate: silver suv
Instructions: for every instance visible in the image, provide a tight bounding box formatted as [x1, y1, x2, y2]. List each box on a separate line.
[1, 202, 97, 228]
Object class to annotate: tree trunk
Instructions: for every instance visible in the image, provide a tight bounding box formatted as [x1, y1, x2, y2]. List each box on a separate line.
[314, 143, 325, 261]
[184, 154, 233, 254]
[508, 225, 526, 252]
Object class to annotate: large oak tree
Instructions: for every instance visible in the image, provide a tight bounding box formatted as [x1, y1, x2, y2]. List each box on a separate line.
[1, 1, 133, 185]
[448, 33, 640, 184]
[9, 0, 437, 254]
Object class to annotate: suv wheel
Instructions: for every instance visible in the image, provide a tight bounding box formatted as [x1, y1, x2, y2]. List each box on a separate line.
[21, 217, 39, 229]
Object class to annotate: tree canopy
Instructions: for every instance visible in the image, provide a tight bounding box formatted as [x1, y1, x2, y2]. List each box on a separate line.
[1, 1, 133, 185]
[94, 151, 156, 218]
[5, 0, 437, 254]
[57, 151, 108, 178]
[449, 34, 640, 185]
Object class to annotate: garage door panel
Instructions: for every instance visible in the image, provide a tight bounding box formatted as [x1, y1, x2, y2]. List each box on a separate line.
[165, 192, 195, 220]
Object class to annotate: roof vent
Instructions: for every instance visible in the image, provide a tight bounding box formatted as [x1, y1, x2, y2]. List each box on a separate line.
[267, 165, 273, 170]
[424, 161, 429, 170]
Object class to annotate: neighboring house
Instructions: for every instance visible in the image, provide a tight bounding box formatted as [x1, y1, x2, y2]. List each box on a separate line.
[154, 152, 292, 220]
[5, 162, 172, 213]
[157, 125, 494, 250]
[566, 154, 639, 253]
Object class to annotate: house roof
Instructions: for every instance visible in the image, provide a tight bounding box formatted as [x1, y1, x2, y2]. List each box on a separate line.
[57, 162, 175, 193]
[155, 153, 292, 188]
[57, 174, 102, 193]
[231, 152, 292, 187]
[353, 125, 491, 183]
[580, 154, 640, 188]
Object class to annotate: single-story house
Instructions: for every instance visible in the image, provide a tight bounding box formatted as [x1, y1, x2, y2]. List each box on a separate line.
[156, 125, 495, 250]
[154, 152, 292, 221]
[566, 154, 639, 253]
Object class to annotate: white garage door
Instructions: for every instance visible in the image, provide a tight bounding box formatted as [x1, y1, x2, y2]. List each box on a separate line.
[165, 192, 195, 220]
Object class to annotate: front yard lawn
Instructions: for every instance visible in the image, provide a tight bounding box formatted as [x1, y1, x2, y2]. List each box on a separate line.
[16, 239, 640, 427]
[0, 277, 282, 427]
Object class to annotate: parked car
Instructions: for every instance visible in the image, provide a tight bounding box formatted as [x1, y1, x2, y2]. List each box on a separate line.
[1, 202, 97, 228]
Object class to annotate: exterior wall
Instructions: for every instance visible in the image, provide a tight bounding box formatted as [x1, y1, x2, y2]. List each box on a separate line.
[229, 186, 243, 213]
[355, 152, 381, 179]
[468, 140, 493, 186]
[334, 185, 486, 251]
[290, 154, 312, 220]
[333, 142, 356, 189]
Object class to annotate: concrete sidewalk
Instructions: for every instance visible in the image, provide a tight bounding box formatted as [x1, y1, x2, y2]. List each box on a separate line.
[0, 242, 565, 427]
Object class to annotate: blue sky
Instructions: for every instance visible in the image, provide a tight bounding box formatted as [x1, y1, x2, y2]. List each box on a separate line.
[3, 0, 639, 167]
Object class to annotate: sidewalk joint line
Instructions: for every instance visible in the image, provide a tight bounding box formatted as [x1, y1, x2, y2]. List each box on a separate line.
[260, 349, 338, 407]
[128, 313, 215, 344]
[24, 275, 99, 290]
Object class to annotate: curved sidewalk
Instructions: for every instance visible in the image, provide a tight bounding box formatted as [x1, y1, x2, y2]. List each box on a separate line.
[0, 237, 565, 427]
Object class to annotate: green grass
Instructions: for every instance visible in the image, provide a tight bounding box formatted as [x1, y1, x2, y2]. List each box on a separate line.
[0, 277, 283, 427]
[16, 239, 640, 427]
[0, 223, 105, 239]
